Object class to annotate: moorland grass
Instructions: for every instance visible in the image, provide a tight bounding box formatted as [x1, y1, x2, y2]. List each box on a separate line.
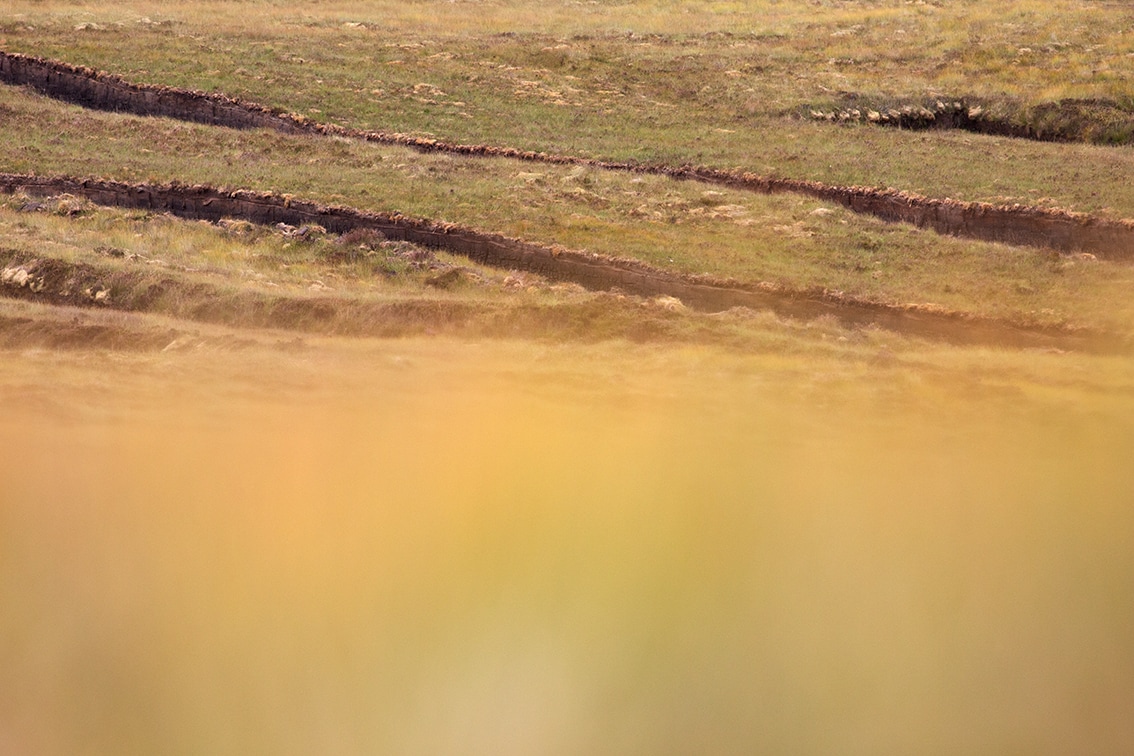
[4, 84, 1134, 335]
[4, 5, 1134, 754]
[4, 0, 1134, 200]
[0, 200, 884, 347]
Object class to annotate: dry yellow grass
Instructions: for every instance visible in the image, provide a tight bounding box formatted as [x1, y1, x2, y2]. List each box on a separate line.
[3, 328, 1134, 755]
[4, 2, 1134, 753]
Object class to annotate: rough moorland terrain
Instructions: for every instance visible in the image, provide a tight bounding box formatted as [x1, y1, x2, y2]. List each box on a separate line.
[4, 3, 1134, 756]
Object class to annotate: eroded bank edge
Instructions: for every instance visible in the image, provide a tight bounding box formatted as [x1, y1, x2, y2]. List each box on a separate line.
[807, 98, 1134, 146]
[3, 51, 1134, 259]
[0, 173, 1121, 353]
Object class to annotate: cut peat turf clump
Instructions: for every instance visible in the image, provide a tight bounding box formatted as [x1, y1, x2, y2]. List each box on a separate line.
[0, 175, 1126, 354]
[5, 51, 1134, 258]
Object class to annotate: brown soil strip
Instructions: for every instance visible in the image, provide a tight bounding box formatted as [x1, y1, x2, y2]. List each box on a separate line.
[1, 173, 1123, 353]
[4, 51, 1134, 259]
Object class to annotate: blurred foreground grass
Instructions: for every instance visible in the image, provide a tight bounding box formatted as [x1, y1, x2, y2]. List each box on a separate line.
[2, 334, 1133, 755]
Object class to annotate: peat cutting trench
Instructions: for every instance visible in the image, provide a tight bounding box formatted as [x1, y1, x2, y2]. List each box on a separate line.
[4, 51, 1134, 260]
[808, 97, 1134, 145]
[0, 174, 1124, 354]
